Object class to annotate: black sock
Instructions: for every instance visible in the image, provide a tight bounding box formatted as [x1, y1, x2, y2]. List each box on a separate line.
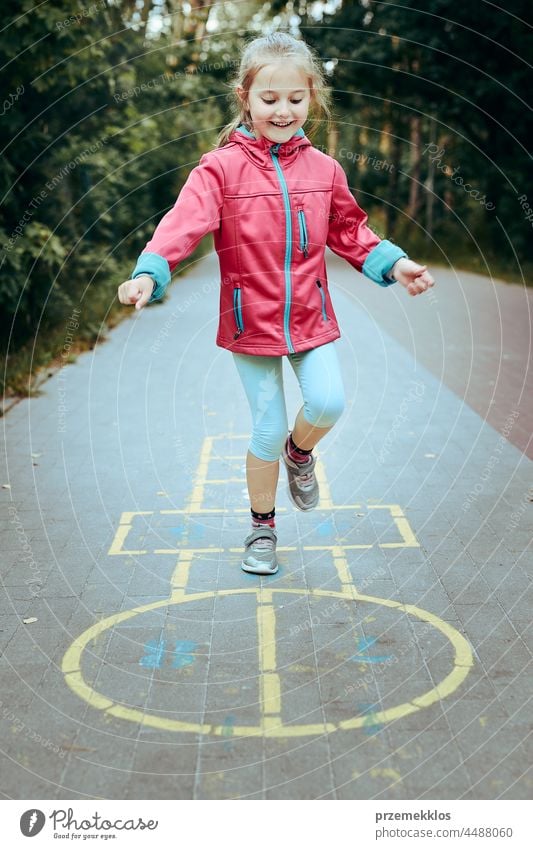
[251, 508, 275, 528]
[287, 432, 313, 463]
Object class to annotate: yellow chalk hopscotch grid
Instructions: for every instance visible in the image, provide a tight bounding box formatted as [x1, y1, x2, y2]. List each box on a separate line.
[109, 434, 418, 555]
[63, 434, 474, 737]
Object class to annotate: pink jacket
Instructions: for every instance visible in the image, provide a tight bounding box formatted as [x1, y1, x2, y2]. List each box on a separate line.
[131, 125, 407, 355]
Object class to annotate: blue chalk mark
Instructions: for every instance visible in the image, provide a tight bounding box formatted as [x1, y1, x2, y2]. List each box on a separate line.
[170, 639, 197, 669]
[356, 702, 385, 736]
[139, 639, 166, 669]
[317, 518, 334, 536]
[221, 714, 236, 750]
[349, 636, 393, 664]
[169, 524, 205, 541]
[189, 523, 206, 541]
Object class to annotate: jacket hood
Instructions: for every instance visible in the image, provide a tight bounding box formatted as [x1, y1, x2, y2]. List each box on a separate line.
[228, 123, 311, 167]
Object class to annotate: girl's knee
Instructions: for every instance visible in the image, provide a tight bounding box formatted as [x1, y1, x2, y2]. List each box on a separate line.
[249, 424, 287, 461]
[306, 389, 345, 428]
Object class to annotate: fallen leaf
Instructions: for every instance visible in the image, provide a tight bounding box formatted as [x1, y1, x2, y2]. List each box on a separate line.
[59, 744, 97, 753]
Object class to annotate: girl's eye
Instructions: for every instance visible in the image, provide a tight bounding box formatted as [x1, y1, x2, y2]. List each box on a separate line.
[261, 99, 303, 105]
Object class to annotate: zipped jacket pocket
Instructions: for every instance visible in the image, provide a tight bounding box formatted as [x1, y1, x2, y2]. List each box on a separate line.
[233, 286, 244, 339]
[297, 206, 309, 258]
[316, 280, 329, 321]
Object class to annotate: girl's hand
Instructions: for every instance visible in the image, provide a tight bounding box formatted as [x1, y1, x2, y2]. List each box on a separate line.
[117, 275, 155, 311]
[389, 258, 435, 296]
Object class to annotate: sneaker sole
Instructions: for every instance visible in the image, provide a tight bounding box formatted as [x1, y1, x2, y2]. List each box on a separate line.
[241, 560, 279, 575]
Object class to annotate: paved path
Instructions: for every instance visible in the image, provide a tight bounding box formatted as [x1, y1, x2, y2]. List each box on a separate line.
[1, 253, 531, 800]
[333, 257, 533, 460]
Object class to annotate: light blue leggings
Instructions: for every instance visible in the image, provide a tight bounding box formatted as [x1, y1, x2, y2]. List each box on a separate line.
[232, 341, 346, 462]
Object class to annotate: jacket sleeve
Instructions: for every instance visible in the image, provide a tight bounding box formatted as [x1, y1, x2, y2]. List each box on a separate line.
[326, 159, 408, 287]
[130, 151, 224, 302]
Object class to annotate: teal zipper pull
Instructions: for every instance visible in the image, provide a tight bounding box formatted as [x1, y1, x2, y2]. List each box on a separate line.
[316, 280, 328, 321]
[233, 287, 244, 338]
[297, 208, 309, 258]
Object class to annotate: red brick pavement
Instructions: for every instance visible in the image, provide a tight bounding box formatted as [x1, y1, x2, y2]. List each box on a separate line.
[330, 256, 533, 459]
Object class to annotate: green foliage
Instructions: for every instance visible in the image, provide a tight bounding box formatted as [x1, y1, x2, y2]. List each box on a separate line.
[302, 0, 531, 272]
[0, 0, 236, 393]
[1, 0, 531, 395]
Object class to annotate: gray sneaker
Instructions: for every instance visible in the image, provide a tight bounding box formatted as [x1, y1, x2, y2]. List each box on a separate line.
[241, 526, 278, 575]
[282, 442, 319, 511]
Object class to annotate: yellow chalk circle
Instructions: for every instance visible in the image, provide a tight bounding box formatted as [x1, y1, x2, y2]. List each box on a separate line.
[62, 587, 473, 738]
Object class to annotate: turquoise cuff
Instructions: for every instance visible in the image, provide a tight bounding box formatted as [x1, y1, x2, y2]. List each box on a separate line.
[131, 252, 171, 302]
[362, 239, 408, 287]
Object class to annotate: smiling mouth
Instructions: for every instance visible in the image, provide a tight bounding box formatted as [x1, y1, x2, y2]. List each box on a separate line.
[270, 121, 294, 127]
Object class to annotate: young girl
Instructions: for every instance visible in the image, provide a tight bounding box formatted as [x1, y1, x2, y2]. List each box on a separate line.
[118, 32, 434, 577]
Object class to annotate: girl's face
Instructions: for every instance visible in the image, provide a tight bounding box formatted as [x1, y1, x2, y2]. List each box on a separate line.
[237, 62, 311, 142]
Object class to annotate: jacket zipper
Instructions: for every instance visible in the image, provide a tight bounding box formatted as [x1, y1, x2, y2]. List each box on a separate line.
[233, 286, 244, 339]
[270, 144, 295, 354]
[316, 280, 328, 321]
[297, 207, 309, 258]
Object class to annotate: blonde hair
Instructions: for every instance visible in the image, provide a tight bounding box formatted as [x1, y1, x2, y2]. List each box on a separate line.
[216, 32, 333, 148]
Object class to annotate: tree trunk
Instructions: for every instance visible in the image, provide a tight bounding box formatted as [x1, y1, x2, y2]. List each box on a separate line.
[327, 122, 339, 158]
[386, 118, 401, 236]
[407, 114, 421, 221]
[424, 120, 437, 242]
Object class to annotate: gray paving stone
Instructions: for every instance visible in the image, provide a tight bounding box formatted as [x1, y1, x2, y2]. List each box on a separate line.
[0, 752, 76, 800]
[195, 736, 265, 799]
[1, 255, 531, 799]
[264, 739, 335, 799]
[125, 743, 199, 799]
